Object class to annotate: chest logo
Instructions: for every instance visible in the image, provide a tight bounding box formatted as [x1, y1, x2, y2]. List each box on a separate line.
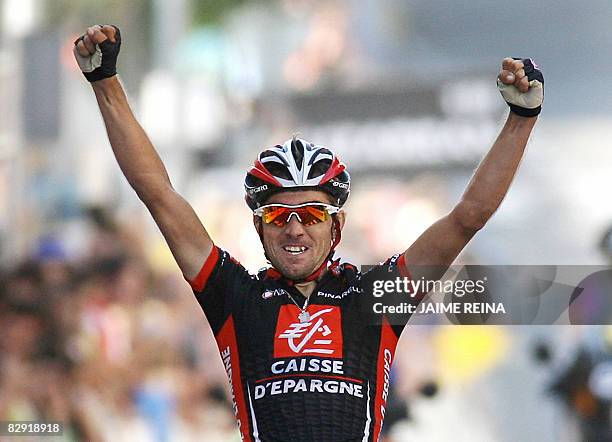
[274, 305, 343, 358]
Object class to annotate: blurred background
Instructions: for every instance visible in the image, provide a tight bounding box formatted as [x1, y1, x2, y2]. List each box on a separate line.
[1, 0, 612, 440]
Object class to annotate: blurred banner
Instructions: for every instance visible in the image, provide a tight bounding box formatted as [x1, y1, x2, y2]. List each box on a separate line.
[22, 31, 61, 143]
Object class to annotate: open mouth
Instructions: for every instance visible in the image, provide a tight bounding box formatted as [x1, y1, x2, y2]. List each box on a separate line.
[283, 246, 308, 255]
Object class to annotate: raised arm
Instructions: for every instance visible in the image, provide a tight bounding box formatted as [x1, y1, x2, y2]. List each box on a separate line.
[74, 25, 212, 279]
[402, 58, 543, 279]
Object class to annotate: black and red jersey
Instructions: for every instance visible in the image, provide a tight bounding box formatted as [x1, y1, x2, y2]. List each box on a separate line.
[188, 246, 411, 442]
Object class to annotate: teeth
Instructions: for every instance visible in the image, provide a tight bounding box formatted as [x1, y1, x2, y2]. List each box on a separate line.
[284, 246, 307, 254]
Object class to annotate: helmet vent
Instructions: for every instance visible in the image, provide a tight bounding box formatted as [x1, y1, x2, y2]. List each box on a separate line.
[265, 162, 293, 181]
[307, 158, 331, 180]
[259, 150, 276, 159]
[261, 150, 290, 166]
[291, 139, 305, 171]
[308, 148, 332, 166]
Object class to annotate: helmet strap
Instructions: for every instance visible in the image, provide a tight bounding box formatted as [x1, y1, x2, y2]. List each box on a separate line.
[293, 217, 341, 284]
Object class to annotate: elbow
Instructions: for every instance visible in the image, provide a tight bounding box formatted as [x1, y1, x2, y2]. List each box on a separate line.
[132, 179, 174, 208]
[451, 200, 495, 233]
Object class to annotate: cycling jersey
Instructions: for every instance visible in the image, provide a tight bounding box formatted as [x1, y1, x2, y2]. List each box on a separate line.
[188, 246, 411, 442]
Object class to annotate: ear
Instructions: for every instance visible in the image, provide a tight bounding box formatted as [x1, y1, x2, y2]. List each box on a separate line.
[332, 211, 346, 241]
[335, 210, 346, 231]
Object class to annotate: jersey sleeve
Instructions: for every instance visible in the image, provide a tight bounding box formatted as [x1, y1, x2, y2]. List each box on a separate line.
[361, 252, 414, 338]
[186, 245, 254, 335]
[384, 253, 412, 280]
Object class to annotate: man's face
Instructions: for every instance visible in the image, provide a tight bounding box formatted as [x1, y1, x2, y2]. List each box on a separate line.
[255, 190, 345, 280]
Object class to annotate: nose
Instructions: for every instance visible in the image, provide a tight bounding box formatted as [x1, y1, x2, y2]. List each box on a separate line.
[283, 216, 305, 237]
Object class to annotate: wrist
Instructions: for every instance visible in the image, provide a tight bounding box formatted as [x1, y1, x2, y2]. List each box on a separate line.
[91, 76, 126, 106]
[505, 110, 538, 132]
[507, 110, 538, 122]
[91, 75, 119, 87]
[91, 75, 123, 95]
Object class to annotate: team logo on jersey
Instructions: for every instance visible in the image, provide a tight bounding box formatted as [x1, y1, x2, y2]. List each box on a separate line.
[262, 288, 286, 299]
[274, 305, 343, 358]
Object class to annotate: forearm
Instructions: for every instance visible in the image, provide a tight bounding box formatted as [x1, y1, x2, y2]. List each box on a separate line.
[455, 112, 537, 229]
[75, 25, 213, 277]
[92, 76, 172, 204]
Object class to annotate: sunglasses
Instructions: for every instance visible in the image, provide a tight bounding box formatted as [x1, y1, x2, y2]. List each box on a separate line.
[254, 203, 340, 227]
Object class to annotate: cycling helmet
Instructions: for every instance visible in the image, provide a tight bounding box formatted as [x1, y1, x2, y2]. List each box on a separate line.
[245, 137, 350, 210]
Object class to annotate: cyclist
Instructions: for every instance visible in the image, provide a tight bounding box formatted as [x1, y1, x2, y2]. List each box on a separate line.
[74, 25, 543, 441]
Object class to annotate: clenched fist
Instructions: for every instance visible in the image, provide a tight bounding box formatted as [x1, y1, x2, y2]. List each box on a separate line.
[73, 25, 121, 82]
[497, 58, 544, 117]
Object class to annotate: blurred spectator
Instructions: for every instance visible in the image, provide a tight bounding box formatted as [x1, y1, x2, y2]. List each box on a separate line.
[547, 327, 612, 441]
[0, 208, 239, 442]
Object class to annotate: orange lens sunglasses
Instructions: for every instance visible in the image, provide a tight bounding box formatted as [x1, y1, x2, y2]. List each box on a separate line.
[254, 203, 340, 227]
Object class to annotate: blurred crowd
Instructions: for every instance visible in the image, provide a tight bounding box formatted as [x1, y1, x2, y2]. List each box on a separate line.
[0, 207, 239, 442]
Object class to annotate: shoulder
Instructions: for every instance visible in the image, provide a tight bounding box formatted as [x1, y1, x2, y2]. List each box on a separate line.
[188, 246, 257, 293]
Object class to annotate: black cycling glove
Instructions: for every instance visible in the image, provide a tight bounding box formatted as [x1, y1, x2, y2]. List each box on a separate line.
[73, 25, 121, 82]
[497, 58, 544, 117]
